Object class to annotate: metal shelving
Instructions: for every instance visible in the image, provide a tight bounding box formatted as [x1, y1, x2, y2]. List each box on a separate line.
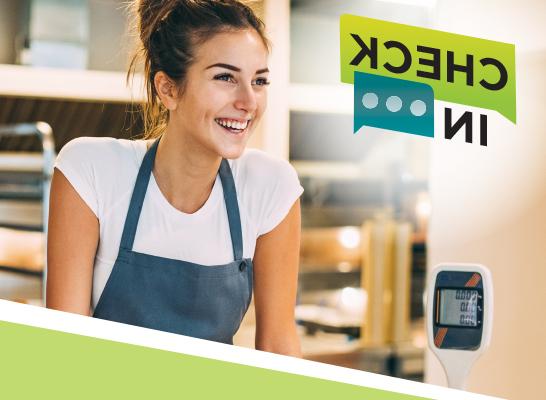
[0, 122, 55, 302]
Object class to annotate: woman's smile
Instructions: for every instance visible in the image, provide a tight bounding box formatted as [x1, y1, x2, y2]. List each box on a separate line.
[214, 117, 252, 137]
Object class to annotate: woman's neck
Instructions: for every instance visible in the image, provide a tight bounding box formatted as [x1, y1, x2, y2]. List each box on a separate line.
[150, 127, 222, 215]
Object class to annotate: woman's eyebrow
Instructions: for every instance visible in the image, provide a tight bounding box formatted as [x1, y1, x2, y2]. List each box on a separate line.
[205, 63, 269, 74]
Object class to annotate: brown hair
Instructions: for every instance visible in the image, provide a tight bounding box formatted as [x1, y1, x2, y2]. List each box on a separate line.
[127, 0, 269, 139]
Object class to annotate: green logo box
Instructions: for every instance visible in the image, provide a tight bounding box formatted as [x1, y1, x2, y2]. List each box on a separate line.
[340, 14, 516, 124]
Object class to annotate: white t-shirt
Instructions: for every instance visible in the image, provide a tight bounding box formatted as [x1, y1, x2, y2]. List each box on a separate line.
[53, 137, 304, 310]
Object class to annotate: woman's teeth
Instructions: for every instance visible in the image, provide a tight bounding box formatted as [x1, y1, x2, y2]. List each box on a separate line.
[215, 118, 249, 133]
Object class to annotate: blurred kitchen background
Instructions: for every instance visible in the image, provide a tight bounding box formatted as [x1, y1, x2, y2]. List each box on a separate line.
[1, 1, 545, 399]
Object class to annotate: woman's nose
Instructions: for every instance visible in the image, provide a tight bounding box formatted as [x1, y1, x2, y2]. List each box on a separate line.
[234, 84, 257, 114]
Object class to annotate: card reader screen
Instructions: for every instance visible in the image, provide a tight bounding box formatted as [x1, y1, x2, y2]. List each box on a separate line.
[438, 289, 478, 327]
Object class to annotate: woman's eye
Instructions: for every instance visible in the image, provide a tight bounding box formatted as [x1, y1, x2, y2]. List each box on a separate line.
[214, 73, 235, 83]
[253, 77, 271, 86]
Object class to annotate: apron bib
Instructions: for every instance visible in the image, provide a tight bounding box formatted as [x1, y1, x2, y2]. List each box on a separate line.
[92, 138, 253, 344]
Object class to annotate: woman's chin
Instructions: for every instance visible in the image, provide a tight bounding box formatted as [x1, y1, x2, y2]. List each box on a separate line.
[218, 145, 246, 160]
[214, 134, 250, 159]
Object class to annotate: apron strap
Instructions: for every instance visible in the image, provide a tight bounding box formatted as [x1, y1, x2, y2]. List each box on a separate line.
[119, 137, 244, 262]
[119, 137, 159, 251]
[218, 159, 244, 261]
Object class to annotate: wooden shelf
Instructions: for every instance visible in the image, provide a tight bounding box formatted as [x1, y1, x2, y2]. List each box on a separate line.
[0, 64, 144, 103]
[292, 160, 391, 181]
[289, 83, 353, 115]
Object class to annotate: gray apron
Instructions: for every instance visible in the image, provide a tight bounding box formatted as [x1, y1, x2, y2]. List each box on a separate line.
[92, 137, 253, 344]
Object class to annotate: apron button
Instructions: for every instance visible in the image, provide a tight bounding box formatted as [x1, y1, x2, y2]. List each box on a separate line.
[239, 260, 246, 271]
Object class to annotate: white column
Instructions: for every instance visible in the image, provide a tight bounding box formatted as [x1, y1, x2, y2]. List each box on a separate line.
[427, 1, 546, 398]
[259, 0, 291, 159]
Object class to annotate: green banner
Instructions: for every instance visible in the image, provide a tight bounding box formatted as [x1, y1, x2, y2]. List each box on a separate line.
[0, 320, 428, 399]
[340, 15, 516, 123]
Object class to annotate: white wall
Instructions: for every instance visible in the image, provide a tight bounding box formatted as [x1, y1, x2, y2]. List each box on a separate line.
[0, 0, 27, 64]
[88, 0, 131, 72]
[258, 0, 291, 158]
[427, 1, 546, 398]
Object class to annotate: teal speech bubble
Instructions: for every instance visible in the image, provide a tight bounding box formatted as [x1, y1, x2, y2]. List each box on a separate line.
[354, 71, 434, 137]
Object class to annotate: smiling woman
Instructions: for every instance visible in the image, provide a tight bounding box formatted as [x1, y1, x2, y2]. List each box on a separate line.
[46, 0, 303, 357]
[152, 29, 269, 161]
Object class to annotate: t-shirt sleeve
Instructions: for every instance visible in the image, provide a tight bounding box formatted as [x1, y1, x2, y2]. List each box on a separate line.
[238, 150, 304, 237]
[53, 137, 99, 218]
[258, 161, 303, 236]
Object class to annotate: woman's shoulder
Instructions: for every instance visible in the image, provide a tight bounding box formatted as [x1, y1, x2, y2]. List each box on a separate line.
[56, 136, 142, 164]
[232, 147, 298, 184]
[53, 137, 146, 219]
[232, 148, 303, 236]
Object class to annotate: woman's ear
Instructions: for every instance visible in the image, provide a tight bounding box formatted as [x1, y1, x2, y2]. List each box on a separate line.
[154, 71, 179, 110]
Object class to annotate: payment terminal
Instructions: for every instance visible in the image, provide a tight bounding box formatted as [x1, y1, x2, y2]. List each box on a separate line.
[426, 263, 493, 390]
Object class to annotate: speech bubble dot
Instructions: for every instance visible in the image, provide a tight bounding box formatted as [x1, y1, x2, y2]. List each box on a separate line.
[362, 92, 379, 109]
[386, 96, 402, 112]
[353, 71, 435, 137]
[410, 100, 427, 116]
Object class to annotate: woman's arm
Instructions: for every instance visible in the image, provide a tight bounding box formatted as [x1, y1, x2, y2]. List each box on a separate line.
[253, 198, 302, 357]
[46, 168, 99, 315]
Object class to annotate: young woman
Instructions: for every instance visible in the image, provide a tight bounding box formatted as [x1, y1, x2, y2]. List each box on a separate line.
[46, 0, 303, 357]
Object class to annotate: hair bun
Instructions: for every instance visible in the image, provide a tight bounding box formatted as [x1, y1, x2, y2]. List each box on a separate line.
[136, 0, 179, 47]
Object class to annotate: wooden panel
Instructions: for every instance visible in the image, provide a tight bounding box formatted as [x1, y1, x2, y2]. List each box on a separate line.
[0, 96, 143, 152]
[0, 228, 43, 272]
[300, 227, 362, 271]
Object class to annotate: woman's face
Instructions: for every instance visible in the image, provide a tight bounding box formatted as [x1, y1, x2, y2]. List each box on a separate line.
[170, 29, 269, 160]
